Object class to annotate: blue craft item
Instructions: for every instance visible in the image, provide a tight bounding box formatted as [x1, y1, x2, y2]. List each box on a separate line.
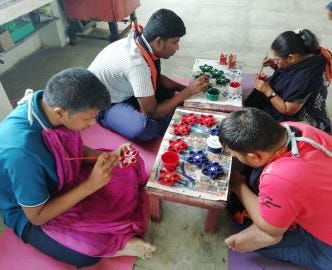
[206, 133, 223, 154]
[177, 181, 189, 187]
[202, 162, 224, 180]
[210, 126, 220, 136]
[187, 150, 208, 168]
[180, 162, 196, 184]
[207, 145, 222, 154]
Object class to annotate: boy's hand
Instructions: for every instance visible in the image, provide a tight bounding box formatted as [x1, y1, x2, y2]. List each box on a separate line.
[88, 152, 118, 190]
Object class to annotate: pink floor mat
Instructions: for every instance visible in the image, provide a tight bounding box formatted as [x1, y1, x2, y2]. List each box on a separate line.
[228, 216, 308, 270]
[0, 228, 135, 270]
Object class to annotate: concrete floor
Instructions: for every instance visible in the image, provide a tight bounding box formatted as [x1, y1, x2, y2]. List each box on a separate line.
[0, 0, 331, 269]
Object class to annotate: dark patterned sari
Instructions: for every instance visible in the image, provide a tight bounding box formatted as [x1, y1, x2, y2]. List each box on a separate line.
[245, 55, 331, 133]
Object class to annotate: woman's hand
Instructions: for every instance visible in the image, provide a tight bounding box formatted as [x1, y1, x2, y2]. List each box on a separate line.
[254, 76, 272, 96]
[262, 57, 277, 69]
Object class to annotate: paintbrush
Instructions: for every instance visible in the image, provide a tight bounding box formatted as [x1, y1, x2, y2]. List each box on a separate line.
[64, 156, 98, 161]
[257, 50, 269, 80]
[258, 61, 264, 75]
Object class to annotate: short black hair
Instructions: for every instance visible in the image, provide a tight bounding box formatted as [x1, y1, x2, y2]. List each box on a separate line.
[327, 1, 332, 11]
[143, 9, 186, 42]
[43, 67, 110, 114]
[271, 29, 320, 58]
[219, 108, 285, 153]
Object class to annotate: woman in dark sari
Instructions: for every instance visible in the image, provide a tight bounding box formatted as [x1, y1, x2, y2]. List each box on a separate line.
[230, 30, 332, 223]
[245, 29, 331, 133]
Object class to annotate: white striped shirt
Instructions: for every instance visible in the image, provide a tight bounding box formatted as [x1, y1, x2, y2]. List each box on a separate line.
[88, 33, 154, 103]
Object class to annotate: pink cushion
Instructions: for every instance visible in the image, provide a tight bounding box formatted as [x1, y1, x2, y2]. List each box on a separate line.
[0, 228, 135, 270]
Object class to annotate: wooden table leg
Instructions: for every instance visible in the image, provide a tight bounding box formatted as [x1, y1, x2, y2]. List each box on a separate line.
[149, 194, 162, 222]
[204, 208, 220, 233]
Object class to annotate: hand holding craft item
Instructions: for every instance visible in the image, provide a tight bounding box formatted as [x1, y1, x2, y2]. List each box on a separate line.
[192, 70, 203, 78]
[64, 146, 138, 168]
[258, 51, 270, 79]
[257, 72, 267, 81]
[119, 146, 138, 168]
[161, 151, 180, 171]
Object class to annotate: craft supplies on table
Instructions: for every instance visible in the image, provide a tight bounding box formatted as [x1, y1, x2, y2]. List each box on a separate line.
[184, 58, 243, 112]
[148, 107, 231, 201]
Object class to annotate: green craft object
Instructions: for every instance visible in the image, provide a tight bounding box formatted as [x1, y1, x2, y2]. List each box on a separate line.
[206, 88, 220, 101]
[211, 69, 224, 78]
[199, 64, 213, 73]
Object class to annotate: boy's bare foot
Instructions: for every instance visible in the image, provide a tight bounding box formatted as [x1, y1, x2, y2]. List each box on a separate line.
[225, 224, 282, 253]
[114, 238, 157, 259]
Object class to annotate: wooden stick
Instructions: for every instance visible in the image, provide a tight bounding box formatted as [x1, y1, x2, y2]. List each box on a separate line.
[64, 156, 98, 161]
[258, 50, 269, 74]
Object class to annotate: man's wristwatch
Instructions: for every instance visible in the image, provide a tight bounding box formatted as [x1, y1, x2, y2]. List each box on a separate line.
[267, 91, 277, 100]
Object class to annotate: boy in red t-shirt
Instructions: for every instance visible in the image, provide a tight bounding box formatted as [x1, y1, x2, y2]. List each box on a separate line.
[219, 108, 332, 270]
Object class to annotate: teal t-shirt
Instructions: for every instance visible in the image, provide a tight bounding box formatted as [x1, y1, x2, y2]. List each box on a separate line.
[0, 90, 58, 236]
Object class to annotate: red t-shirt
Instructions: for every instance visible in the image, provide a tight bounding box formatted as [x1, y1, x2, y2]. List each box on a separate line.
[259, 122, 332, 245]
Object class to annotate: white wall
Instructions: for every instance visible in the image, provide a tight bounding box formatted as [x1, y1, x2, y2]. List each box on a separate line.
[327, 86, 332, 118]
[0, 81, 12, 121]
[0, 0, 69, 115]
[0, 0, 68, 74]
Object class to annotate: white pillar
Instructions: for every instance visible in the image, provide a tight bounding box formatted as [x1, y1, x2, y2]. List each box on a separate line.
[0, 81, 12, 121]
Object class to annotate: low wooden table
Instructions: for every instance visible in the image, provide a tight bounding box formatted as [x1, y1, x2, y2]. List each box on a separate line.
[147, 186, 226, 233]
[146, 108, 231, 233]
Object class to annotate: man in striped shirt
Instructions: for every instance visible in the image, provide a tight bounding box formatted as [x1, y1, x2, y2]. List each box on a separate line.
[89, 9, 208, 141]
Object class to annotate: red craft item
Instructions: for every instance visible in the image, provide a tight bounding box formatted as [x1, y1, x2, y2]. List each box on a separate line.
[197, 114, 217, 127]
[257, 72, 267, 81]
[157, 168, 181, 186]
[173, 123, 191, 136]
[161, 151, 180, 171]
[182, 113, 198, 125]
[228, 54, 237, 69]
[229, 81, 241, 88]
[119, 146, 138, 168]
[219, 53, 228, 65]
[168, 138, 188, 153]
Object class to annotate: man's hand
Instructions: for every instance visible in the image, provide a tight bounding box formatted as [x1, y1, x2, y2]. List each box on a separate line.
[87, 152, 118, 190]
[230, 170, 246, 193]
[183, 75, 209, 97]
